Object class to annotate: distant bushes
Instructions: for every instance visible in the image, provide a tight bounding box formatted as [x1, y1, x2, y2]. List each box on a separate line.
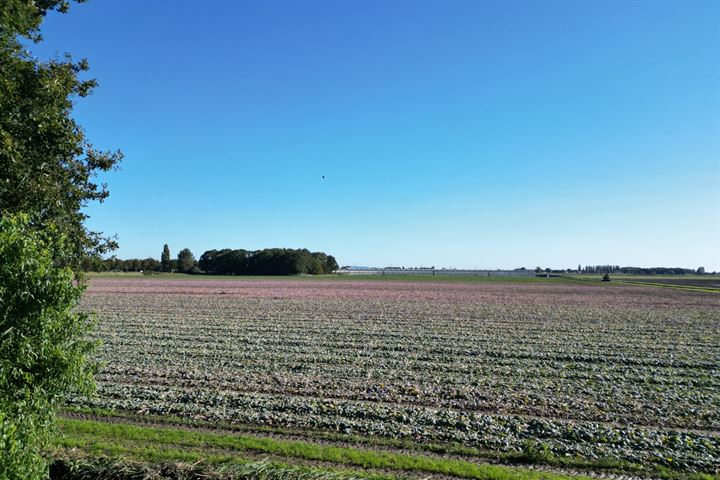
[581, 265, 697, 275]
[198, 248, 338, 275]
[82, 256, 160, 272]
[83, 247, 339, 276]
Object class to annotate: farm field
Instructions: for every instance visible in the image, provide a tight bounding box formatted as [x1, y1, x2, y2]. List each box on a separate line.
[565, 275, 720, 293]
[614, 277, 720, 290]
[59, 277, 720, 479]
[85, 272, 720, 291]
[85, 271, 583, 284]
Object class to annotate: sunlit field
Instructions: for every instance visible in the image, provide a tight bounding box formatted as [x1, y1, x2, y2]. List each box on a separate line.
[56, 277, 720, 479]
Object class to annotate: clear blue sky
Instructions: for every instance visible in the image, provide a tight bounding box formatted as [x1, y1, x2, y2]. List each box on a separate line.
[32, 0, 719, 270]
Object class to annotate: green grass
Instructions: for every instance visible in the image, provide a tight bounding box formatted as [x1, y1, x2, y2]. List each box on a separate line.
[595, 274, 716, 280]
[64, 407, 720, 480]
[59, 407, 628, 472]
[613, 280, 718, 293]
[566, 274, 719, 293]
[57, 417, 604, 480]
[57, 415, 720, 480]
[52, 457, 391, 480]
[59, 406, 701, 479]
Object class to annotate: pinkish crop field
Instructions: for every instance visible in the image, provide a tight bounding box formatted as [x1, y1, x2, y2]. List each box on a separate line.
[64, 277, 720, 479]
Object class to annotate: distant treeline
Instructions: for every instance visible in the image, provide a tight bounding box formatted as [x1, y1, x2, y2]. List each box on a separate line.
[580, 265, 702, 275]
[199, 249, 338, 275]
[82, 246, 339, 276]
[82, 257, 161, 272]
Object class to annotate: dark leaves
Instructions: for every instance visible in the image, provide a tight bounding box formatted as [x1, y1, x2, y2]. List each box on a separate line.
[0, 15, 122, 267]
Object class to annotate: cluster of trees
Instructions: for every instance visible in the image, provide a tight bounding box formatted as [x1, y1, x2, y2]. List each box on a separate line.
[580, 265, 704, 275]
[580, 265, 621, 274]
[81, 244, 196, 273]
[81, 256, 160, 272]
[535, 267, 566, 274]
[199, 248, 338, 275]
[531, 265, 711, 275]
[82, 246, 339, 276]
[160, 245, 196, 273]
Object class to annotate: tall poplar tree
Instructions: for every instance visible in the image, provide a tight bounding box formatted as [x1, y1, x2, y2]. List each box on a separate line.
[161, 244, 171, 272]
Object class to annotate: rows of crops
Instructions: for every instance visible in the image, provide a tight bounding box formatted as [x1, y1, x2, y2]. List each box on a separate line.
[74, 279, 720, 474]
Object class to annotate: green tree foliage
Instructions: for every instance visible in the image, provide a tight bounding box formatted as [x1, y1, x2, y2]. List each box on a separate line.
[198, 248, 338, 275]
[83, 256, 160, 272]
[0, 214, 96, 479]
[0, 0, 123, 266]
[84, 251, 339, 275]
[141, 258, 161, 272]
[325, 255, 339, 273]
[1, 1, 80, 40]
[176, 248, 195, 273]
[582, 265, 695, 275]
[161, 244, 171, 272]
[1, 3, 114, 476]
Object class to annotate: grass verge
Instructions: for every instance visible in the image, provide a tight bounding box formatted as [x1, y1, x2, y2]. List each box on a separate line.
[51, 457, 389, 480]
[62, 407, 717, 480]
[610, 280, 719, 293]
[56, 417, 607, 480]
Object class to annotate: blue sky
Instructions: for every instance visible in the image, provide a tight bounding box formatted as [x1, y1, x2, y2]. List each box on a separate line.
[33, 1, 719, 270]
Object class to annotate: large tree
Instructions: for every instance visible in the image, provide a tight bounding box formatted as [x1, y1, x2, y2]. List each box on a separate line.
[177, 248, 195, 273]
[1, 1, 118, 476]
[161, 244, 171, 271]
[0, 215, 97, 478]
[325, 255, 339, 273]
[0, 0, 123, 266]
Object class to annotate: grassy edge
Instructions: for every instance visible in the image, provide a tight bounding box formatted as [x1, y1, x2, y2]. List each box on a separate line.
[564, 275, 720, 293]
[52, 454, 393, 480]
[56, 415, 720, 480]
[60, 407, 641, 473]
[610, 280, 720, 293]
[56, 417, 599, 480]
